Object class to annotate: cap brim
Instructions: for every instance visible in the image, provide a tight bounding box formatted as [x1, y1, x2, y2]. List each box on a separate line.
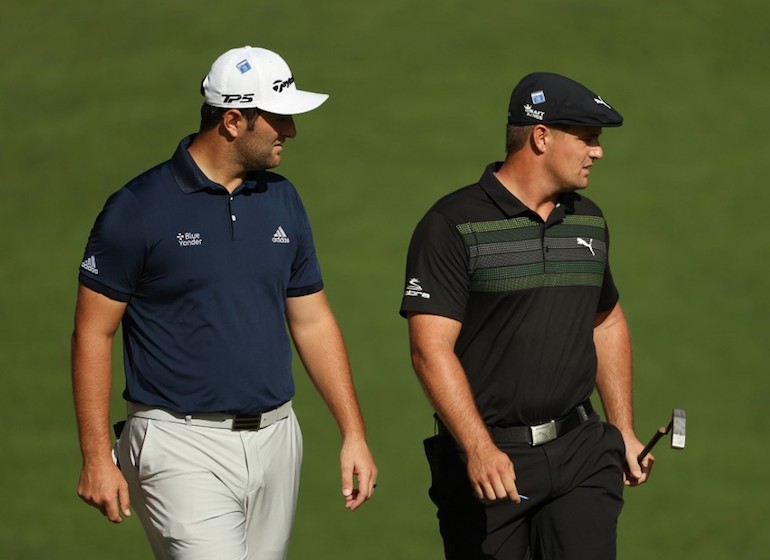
[544, 117, 623, 128]
[258, 90, 329, 115]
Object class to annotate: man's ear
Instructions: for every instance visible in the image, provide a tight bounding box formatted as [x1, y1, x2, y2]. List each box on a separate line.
[220, 109, 245, 139]
[530, 124, 550, 154]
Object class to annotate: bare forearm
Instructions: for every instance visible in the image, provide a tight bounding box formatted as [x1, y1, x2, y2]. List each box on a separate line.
[594, 303, 653, 483]
[409, 313, 520, 501]
[71, 285, 131, 520]
[411, 346, 493, 454]
[292, 317, 367, 439]
[71, 331, 115, 464]
[287, 294, 377, 508]
[594, 303, 635, 435]
[408, 314, 493, 455]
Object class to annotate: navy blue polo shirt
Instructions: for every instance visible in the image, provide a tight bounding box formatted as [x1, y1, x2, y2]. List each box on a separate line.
[79, 135, 323, 414]
[400, 163, 619, 427]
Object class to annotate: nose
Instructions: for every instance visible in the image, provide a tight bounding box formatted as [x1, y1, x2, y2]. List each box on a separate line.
[589, 144, 604, 160]
[282, 116, 297, 139]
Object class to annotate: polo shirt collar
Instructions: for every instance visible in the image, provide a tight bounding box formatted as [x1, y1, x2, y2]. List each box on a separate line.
[479, 162, 528, 217]
[478, 162, 577, 221]
[170, 134, 262, 194]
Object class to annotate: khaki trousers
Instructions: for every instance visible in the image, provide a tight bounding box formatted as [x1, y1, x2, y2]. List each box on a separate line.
[118, 408, 302, 560]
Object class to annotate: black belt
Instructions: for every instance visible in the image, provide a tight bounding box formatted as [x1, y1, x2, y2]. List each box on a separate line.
[437, 400, 594, 446]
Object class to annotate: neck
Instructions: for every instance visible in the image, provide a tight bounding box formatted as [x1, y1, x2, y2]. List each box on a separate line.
[494, 160, 558, 222]
[187, 132, 245, 193]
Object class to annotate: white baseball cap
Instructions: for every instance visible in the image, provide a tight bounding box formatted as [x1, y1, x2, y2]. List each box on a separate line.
[201, 46, 329, 115]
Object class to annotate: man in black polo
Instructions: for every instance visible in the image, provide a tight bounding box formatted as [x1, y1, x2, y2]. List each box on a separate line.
[400, 73, 650, 559]
[72, 46, 377, 560]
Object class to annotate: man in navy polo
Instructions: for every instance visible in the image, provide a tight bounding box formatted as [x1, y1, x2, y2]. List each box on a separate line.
[72, 46, 377, 560]
[400, 73, 650, 559]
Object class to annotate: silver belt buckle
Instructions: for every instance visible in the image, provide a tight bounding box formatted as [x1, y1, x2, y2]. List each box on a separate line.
[530, 420, 557, 446]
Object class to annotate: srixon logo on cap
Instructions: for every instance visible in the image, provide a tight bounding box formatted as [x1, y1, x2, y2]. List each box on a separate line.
[272, 76, 295, 93]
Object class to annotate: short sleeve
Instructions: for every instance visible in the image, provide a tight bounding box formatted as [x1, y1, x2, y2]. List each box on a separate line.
[399, 211, 469, 321]
[78, 189, 145, 302]
[286, 191, 323, 297]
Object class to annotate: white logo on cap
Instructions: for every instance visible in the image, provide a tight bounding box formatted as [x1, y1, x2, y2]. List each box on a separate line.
[594, 96, 612, 109]
[524, 104, 545, 121]
[236, 59, 252, 74]
[531, 90, 546, 105]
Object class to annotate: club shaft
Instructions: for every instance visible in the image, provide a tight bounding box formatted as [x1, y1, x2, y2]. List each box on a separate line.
[637, 421, 672, 462]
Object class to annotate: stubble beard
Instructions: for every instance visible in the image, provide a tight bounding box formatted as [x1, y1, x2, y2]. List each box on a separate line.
[238, 138, 282, 172]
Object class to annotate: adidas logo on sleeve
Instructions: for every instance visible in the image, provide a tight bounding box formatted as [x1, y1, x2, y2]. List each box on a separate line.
[80, 255, 99, 274]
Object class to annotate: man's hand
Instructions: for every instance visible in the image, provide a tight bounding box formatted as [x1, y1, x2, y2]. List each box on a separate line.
[621, 432, 653, 486]
[340, 438, 378, 511]
[77, 462, 131, 523]
[466, 441, 523, 503]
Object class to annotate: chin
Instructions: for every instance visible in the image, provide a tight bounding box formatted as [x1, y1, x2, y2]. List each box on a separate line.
[575, 177, 590, 189]
[259, 157, 281, 171]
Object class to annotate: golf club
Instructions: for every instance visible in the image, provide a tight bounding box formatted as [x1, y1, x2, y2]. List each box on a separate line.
[637, 408, 686, 462]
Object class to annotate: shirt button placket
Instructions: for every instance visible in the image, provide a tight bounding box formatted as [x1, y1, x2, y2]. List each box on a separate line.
[228, 195, 237, 239]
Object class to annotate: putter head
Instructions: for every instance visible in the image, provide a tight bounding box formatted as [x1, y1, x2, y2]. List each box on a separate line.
[671, 408, 686, 449]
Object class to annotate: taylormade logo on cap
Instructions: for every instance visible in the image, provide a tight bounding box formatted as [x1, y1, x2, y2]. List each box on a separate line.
[201, 46, 329, 115]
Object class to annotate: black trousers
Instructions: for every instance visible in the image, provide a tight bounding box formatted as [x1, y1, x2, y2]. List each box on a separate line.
[424, 417, 625, 560]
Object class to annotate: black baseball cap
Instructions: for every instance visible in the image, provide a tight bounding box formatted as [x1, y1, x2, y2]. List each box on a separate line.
[507, 72, 623, 127]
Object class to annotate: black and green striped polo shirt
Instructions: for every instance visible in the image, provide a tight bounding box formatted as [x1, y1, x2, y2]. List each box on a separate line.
[400, 163, 619, 427]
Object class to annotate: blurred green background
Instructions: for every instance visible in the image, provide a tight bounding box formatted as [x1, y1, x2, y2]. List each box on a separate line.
[2, 0, 768, 558]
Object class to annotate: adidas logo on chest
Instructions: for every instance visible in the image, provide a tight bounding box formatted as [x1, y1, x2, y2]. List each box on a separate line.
[272, 226, 290, 244]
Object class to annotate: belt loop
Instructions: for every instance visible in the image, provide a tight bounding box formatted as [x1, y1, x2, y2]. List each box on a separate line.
[185, 414, 192, 427]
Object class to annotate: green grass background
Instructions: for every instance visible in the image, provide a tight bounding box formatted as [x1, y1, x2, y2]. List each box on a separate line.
[2, 0, 769, 558]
